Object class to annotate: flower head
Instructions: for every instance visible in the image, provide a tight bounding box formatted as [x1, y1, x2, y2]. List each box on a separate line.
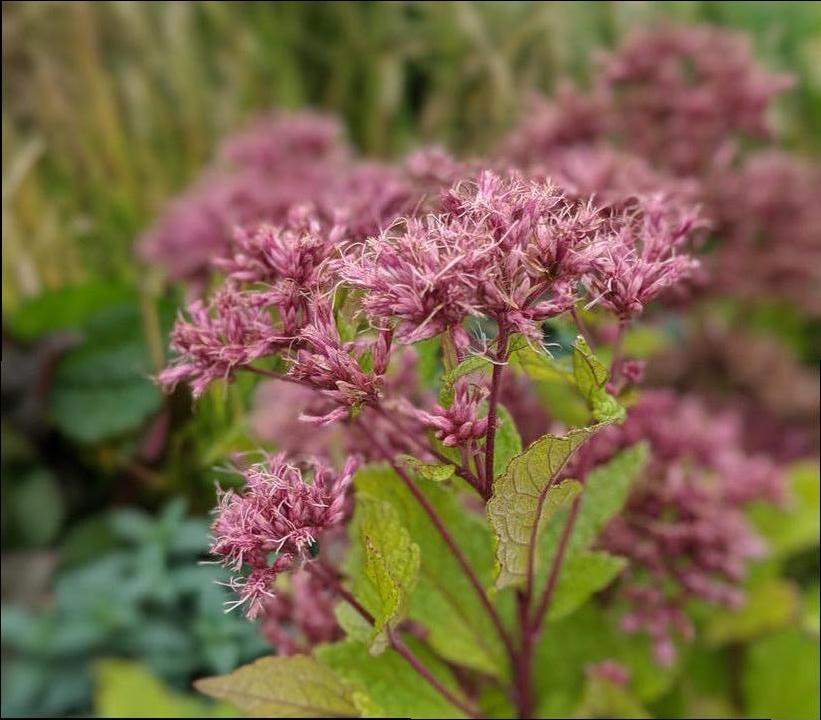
[402, 377, 490, 448]
[341, 170, 605, 344]
[584, 194, 704, 319]
[288, 303, 393, 425]
[159, 288, 285, 397]
[212, 453, 357, 619]
[572, 390, 783, 664]
[599, 24, 793, 175]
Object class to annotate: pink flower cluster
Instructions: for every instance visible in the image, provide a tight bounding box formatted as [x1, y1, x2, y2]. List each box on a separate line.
[499, 24, 819, 315]
[575, 391, 783, 664]
[261, 568, 344, 655]
[599, 25, 793, 176]
[147, 22, 812, 669]
[341, 170, 696, 344]
[211, 453, 356, 620]
[138, 112, 458, 288]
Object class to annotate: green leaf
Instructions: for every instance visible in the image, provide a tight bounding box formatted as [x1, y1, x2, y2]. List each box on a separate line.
[353, 497, 420, 654]
[8, 281, 134, 340]
[487, 427, 587, 589]
[317, 640, 463, 718]
[572, 336, 624, 423]
[743, 629, 820, 720]
[10, 468, 64, 547]
[96, 660, 235, 717]
[748, 461, 820, 559]
[549, 552, 627, 621]
[400, 456, 455, 483]
[493, 404, 522, 479]
[536, 444, 648, 596]
[534, 603, 679, 717]
[574, 673, 650, 719]
[510, 345, 573, 383]
[49, 304, 164, 442]
[350, 466, 508, 678]
[195, 655, 358, 718]
[705, 578, 799, 646]
[439, 355, 491, 407]
[334, 603, 372, 645]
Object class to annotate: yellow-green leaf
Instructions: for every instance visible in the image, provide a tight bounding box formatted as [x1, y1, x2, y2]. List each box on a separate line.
[316, 640, 463, 718]
[574, 673, 651, 719]
[439, 355, 491, 407]
[487, 428, 594, 590]
[705, 578, 800, 646]
[350, 466, 508, 678]
[549, 552, 627, 621]
[96, 660, 235, 718]
[400, 455, 456, 483]
[493, 404, 523, 479]
[356, 497, 420, 654]
[572, 336, 624, 424]
[194, 655, 358, 718]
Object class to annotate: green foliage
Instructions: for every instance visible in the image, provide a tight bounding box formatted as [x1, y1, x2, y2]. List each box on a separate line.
[6, 467, 65, 547]
[574, 673, 650, 719]
[353, 498, 420, 653]
[0, 501, 268, 717]
[351, 466, 508, 678]
[317, 640, 463, 718]
[488, 438, 583, 589]
[493, 404, 523, 478]
[705, 578, 800, 646]
[400, 456, 456, 483]
[548, 551, 627, 621]
[489, 337, 627, 590]
[743, 628, 820, 720]
[49, 302, 166, 443]
[414, 337, 443, 389]
[511, 335, 624, 425]
[7, 281, 135, 341]
[95, 660, 235, 717]
[439, 354, 491, 407]
[572, 336, 625, 423]
[748, 461, 820, 559]
[535, 602, 680, 717]
[537, 444, 649, 597]
[195, 655, 358, 718]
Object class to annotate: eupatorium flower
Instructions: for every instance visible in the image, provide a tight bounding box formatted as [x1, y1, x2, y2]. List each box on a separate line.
[708, 151, 821, 315]
[288, 303, 393, 425]
[402, 377, 490, 448]
[340, 170, 604, 344]
[139, 112, 350, 285]
[598, 24, 793, 175]
[583, 193, 703, 319]
[572, 390, 783, 663]
[159, 288, 285, 397]
[212, 453, 357, 619]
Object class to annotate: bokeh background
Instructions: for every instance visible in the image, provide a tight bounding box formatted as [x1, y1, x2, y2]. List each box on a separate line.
[2, 2, 819, 717]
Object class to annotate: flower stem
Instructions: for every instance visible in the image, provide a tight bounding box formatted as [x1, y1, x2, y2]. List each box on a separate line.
[361, 422, 517, 663]
[371, 405, 482, 492]
[484, 323, 510, 494]
[389, 630, 483, 719]
[532, 494, 583, 634]
[515, 591, 536, 719]
[309, 562, 373, 624]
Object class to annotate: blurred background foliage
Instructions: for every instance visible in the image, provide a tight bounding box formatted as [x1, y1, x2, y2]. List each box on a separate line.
[2, 1, 819, 717]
